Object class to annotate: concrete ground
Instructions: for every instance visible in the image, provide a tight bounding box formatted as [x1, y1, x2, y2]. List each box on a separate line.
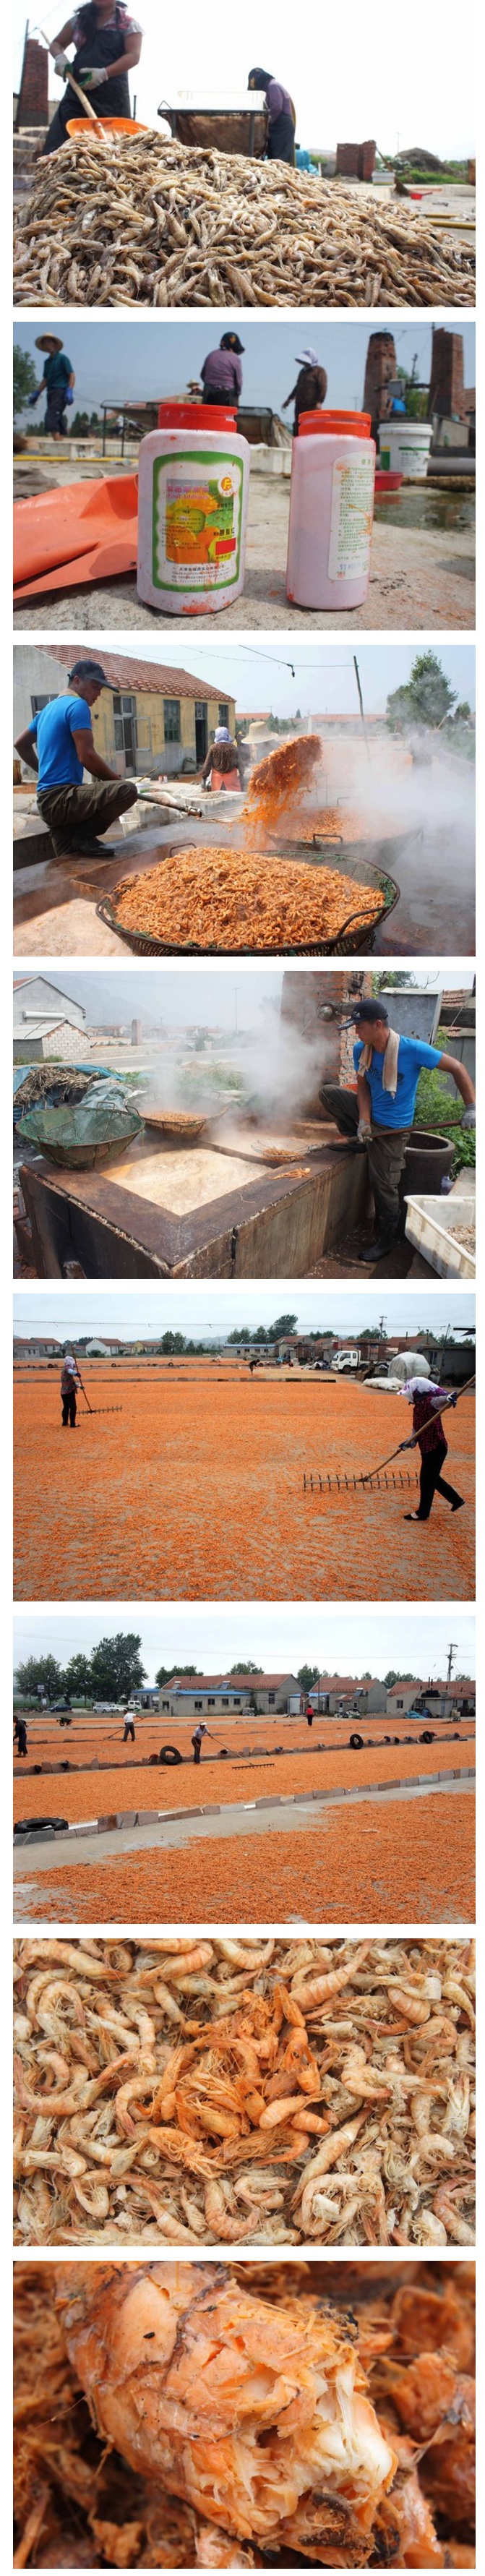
[13, 465, 475, 632]
[13, 1768, 474, 1887]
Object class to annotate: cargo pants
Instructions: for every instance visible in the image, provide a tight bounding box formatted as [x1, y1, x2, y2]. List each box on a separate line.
[38, 778, 138, 860]
[319, 1081, 411, 1239]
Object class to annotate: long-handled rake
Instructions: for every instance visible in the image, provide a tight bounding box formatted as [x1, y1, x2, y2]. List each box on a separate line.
[303, 1373, 475, 1495]
[74, 1362, 122, 1420]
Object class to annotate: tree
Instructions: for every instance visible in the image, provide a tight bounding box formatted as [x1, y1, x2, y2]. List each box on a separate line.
[386, 651, 457, 735]
[267, 1313, 298, 1340]
[297, 1664, 323, 1692]
[14, 346, 37, 419]
[229, 1661, 259, 1674]
[155, 1664, 198, 1685]
[89, 1633, 146, 1700]
[159, 1330, 186, 1353]
[64, 1652, 92, 1700]
[14, 1653, 64, 1701]
[384, 1669, 419, 1687]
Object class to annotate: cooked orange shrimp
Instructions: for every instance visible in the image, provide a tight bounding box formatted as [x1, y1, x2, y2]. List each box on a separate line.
[290, 1941, 370, 2008]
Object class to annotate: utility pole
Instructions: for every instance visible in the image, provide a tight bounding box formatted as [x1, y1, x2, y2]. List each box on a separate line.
[447, 1640, 458, 1688]
[353, 655, 371, 762]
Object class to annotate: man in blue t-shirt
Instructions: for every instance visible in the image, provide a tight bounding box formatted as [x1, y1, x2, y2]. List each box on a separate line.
[14, 658, 138, 861]
[319, 996, 475, 1263]
[28, 335, 75, 437]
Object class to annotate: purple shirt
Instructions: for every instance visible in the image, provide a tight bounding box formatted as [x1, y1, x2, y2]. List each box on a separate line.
[266, 79, 293, 121]
[201, 348, 243, 397]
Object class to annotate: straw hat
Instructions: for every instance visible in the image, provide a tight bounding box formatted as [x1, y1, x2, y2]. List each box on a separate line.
[35, 334, 64, 352]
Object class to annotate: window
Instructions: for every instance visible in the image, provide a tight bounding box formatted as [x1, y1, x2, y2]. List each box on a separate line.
[161, 1699, 170, 1709]
[207, 1698, 215, 1707]
[222, 1696, 228, 1706]
[218, 702, 229, 727]
[113, 693, 137, 765]
[163, 698, 181, 744]
[268, 1692, 275, 1706]
[194, 1698, 202, 1710]
[233, 1698, 241, 1706]
[31, 694, 55, 714]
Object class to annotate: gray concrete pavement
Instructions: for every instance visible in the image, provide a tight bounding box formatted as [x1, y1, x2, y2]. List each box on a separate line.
[13, 1770, 475, 1880]
[14, 474, 475, 633]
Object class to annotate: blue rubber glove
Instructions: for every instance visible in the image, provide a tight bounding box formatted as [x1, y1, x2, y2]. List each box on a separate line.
[27, 388, 40, 406]
[65, 387, 74, 404]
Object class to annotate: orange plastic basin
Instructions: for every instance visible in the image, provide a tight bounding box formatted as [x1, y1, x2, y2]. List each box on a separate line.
[66, 116, 147, 137]
[14, 473, 139, 601]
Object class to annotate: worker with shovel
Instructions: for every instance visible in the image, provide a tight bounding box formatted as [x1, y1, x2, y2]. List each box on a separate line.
[61, 1353, 80, 1427]
[319, 998, 475, 1265]
[43, 4, 143, 154]
[14, 659, 138, 863]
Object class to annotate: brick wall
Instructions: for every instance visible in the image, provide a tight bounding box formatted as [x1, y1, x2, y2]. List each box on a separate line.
[17, 37, 48, 128]
[337, 140, 376, 179]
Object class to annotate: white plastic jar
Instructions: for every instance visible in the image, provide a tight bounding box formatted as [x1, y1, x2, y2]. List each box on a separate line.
[137, 402, 250, 614]
[286, 410, 376, 611]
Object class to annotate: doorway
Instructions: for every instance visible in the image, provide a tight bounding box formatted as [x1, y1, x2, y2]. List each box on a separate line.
[195, 701, 208, 763]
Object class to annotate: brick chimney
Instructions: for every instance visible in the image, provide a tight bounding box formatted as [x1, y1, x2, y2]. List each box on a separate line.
[363, 332, 397, 435]
[429, 328, 465, 421]
[17, 36, 48, 128]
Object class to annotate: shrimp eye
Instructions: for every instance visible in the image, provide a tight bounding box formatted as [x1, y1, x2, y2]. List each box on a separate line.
[143, 2332, 155, 2339]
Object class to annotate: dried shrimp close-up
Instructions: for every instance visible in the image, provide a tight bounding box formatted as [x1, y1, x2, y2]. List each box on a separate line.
[109, 847, 384, 951]
[13, 2256, 476, 2566]
[13, 1937, 475, 2248]
[12, 134, 476, 307]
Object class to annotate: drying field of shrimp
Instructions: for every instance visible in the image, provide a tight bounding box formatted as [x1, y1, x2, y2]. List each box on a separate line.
[12, 1737, 475, 1831]
[14, 1788, 474, 1928]
[14, 1936, 475, 2252]
[13, 2256, 476, 2567]
[12, 132, 476, 308]
[13, 1708, 475, 1773]
[13, 1376, 475, 1601]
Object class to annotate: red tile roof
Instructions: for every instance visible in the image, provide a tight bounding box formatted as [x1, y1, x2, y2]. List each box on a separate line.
[46, 647, 234, 703]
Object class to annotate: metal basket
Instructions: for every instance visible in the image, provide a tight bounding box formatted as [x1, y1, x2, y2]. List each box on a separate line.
[97, 842, 400, 959]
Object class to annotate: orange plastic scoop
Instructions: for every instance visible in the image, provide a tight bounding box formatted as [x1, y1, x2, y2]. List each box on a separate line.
[14, 473, 138, 601]
[66, 116, 147, 137]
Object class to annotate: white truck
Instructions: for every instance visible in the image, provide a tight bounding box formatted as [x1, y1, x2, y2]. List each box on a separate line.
[332, 1347, 360, 1374]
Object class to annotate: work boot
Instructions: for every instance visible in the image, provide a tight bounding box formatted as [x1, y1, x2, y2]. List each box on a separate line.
[360, 1234, 394, 1263]
[69, 836, 116, 860]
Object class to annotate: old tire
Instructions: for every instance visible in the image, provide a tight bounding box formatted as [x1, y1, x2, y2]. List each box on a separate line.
[158, 1745, 183, 1767]
[420, 1729, 434, 1743]
[349, 1732, 364, 1750]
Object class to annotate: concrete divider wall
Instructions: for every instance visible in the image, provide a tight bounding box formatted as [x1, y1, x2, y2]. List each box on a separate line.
[14, 1766, 475, 1844]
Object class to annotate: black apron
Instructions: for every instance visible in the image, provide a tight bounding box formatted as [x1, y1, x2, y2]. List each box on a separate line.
[267, 108, 295, 165]
[43, 12, 132, 153]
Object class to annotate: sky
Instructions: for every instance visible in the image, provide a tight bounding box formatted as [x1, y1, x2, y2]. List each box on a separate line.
[13, 314, 476, 427]
[13, 1606, 475, 1686]
[12, 638, 476, 723]
[14, 965, 475, 1027]
[14, 1288, 476, 1340]
[14, 0, 475, 157]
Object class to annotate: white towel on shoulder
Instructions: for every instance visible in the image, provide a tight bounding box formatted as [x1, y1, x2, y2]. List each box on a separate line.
[358, 1027, 400, 1095]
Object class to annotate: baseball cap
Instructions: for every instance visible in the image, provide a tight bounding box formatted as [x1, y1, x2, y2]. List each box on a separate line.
[351, 1000, 390, 1024]
[67, 659, 108, 685]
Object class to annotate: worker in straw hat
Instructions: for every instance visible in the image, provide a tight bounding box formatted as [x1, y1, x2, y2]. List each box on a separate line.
[43, 4, 143, 154]
[399, 1377, 465, 1523]
[282, 348, 327, 437]
[319, 996, 476, 1267]
[14, 659, 139, 863]
[27, 335, 75, 439]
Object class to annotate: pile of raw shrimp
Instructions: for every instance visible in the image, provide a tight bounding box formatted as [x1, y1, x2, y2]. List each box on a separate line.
[14, 1935, 475, 2248]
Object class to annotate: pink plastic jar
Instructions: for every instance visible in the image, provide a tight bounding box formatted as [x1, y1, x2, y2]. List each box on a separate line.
[286, 411, 376, 611]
